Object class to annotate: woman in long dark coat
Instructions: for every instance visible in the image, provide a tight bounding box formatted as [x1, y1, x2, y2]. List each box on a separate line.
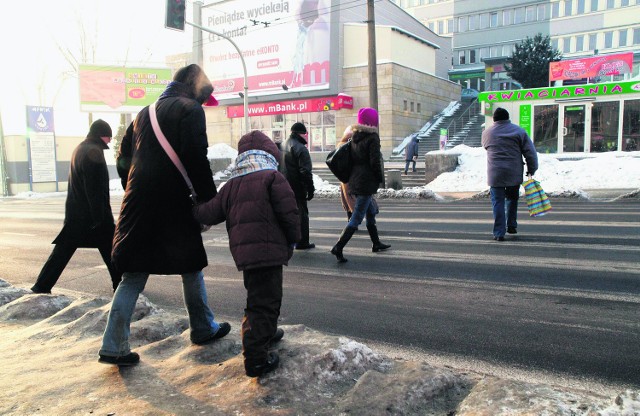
[99, 65, 230, 366]
[31, 119, 121, 293]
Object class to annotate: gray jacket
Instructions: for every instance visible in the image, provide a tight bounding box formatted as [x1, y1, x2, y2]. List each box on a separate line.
[481, 120, 538, 187]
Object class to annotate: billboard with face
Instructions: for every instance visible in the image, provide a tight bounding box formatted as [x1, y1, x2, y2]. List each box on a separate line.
[202, 0, 332, 100]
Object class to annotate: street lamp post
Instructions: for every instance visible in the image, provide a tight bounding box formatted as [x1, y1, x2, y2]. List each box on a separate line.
[186, 21, 250, 135]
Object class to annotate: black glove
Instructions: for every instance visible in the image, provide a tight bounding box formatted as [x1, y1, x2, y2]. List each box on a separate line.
[306, 191, 314, 201]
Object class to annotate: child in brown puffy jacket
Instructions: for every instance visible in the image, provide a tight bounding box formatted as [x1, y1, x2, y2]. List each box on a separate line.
[193, 130, 300, 377]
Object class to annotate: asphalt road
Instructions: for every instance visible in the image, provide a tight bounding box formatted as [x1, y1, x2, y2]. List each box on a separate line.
[1, 195, 639, 390]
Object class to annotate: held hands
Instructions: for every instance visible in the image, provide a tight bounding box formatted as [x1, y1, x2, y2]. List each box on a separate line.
[412, 155, 418, 161]
[306, 191, 314, 201]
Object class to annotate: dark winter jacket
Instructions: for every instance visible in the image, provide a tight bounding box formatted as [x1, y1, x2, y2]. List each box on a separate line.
[481, 120, 538, 187]
[405, 136, 419, 161]
[112, 82, 217, 274]
[193, 131, 300, 271]
[53, 135, 114, 248]
[348, 124, 384, 196]
[283, 133, 314, 198]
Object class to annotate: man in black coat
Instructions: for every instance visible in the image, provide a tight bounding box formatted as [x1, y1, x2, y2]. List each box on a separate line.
[31, 119, 122, 294]
[99, 64, 230, 367]
[283, 122, 315, 249]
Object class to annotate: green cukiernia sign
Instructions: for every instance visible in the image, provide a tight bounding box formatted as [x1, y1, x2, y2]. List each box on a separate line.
[478, 80, 640, 103]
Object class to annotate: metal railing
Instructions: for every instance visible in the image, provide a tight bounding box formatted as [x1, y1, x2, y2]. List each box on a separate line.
[444, 100, 482, 145]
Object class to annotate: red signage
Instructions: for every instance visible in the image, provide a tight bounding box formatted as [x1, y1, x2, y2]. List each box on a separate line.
[226, 94, 354, 118]
[549, 52, 633, 81]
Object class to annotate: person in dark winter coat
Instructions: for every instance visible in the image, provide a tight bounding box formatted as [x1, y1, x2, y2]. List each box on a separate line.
[31, 119, 122, 294]
[331, 108, 390, 263]
[194, 130, 300, 378]
[283, 122, 315, 250]
[481, 107, 538, 241]
[99, 64, 230, 367]
[403, 134, 419, 175]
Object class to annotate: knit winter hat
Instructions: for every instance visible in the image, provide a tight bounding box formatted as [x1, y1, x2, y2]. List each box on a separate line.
[291, 122, 307, 134]
[88, 119, 112, 138]
[493, 107, 510, 122]
[238, 130, 280, 160]
[357, 107, 379, 127]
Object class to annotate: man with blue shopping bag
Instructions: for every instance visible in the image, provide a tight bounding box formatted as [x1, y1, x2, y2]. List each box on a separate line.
[482, 107, 538, 241]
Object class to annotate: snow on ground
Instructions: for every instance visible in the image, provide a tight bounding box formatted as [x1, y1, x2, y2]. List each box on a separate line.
[0, 279, 638, 415]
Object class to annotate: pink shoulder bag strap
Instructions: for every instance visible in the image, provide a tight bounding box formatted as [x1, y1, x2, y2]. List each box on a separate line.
[149, 102, 198, 204]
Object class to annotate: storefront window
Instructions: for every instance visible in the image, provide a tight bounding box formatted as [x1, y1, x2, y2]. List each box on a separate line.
[590, 101, 619, 152]
[534, 105, 558, 153]
[622, 99, 640, 151]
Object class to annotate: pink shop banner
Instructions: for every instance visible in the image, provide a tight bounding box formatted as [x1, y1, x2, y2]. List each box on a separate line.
[549, 52, 633, 81]
[226, 94, 353, 118]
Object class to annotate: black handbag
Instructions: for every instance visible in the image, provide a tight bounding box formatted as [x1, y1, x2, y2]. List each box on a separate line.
[325, 140, 352, 183]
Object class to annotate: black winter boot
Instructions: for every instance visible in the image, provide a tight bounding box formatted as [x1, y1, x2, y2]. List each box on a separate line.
[367, 224, 391, 252]
[330, 226, 357, 263]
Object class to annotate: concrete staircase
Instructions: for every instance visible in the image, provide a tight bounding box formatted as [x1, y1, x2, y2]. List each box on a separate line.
[389, 100, 484, 161]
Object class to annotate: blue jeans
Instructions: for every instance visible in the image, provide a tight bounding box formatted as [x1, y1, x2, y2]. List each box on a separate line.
[100, 271, 220, 356]
[490, 186, 520, 238]
[348, 195, 377, 229]
[404, 159, 416, 173]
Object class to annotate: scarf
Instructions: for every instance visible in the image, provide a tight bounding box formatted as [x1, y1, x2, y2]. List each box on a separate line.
[230, 150, 278, 179]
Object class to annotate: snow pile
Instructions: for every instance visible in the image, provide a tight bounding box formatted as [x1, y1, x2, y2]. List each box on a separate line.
[0, 279, 638, 415]
[207, 143, 238, 160]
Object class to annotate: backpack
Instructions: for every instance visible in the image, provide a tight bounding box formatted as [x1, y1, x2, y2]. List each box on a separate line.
[325, 140, 352, 183]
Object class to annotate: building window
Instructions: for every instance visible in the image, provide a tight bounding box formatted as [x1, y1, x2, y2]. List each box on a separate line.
[552, 38, 559, 50]
[458, 16, 467, 32]
[468, 14, 478, 30]
[459, 50, 466, 65]
[480, 47, 489, 59]
[619, 29, 628, 46]
[503, 9, 513, 25]
[604, 31, 613, 48]
[428, 21, 434, 31]
[591, 0, 599, 11]
[447, 19, 454, 33]
[551, 2, 560, 17]
[525, 6, 535, 21]
[577, 0, 586, 13]
[606, 0, 615, 8]
[480, 13, 489, 29]
[565, 0, 573, 16]
[438, 20, 444, 34]
[469, 49, 476, 64]
[490, 45, 500, 57]
[634, 28, 640, 44]
[589, 33, 598, 50]
[417, 103, 421, 113]
[563, 37, 572, 53]
[622, 99, 640, 151]
[576, 35, 584, 51]
[537, 4, 547, 20]
[404, 100, 408, 111]
[514, 7, 525, 23]
[591, 101, 620, 152]
[411, 102, 415, 112]
[490, 12, 498, 27]
[621, 0, 629, 5]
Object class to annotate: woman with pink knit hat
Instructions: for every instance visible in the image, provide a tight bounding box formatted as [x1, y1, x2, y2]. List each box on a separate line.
[330, 108, 390, 262]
